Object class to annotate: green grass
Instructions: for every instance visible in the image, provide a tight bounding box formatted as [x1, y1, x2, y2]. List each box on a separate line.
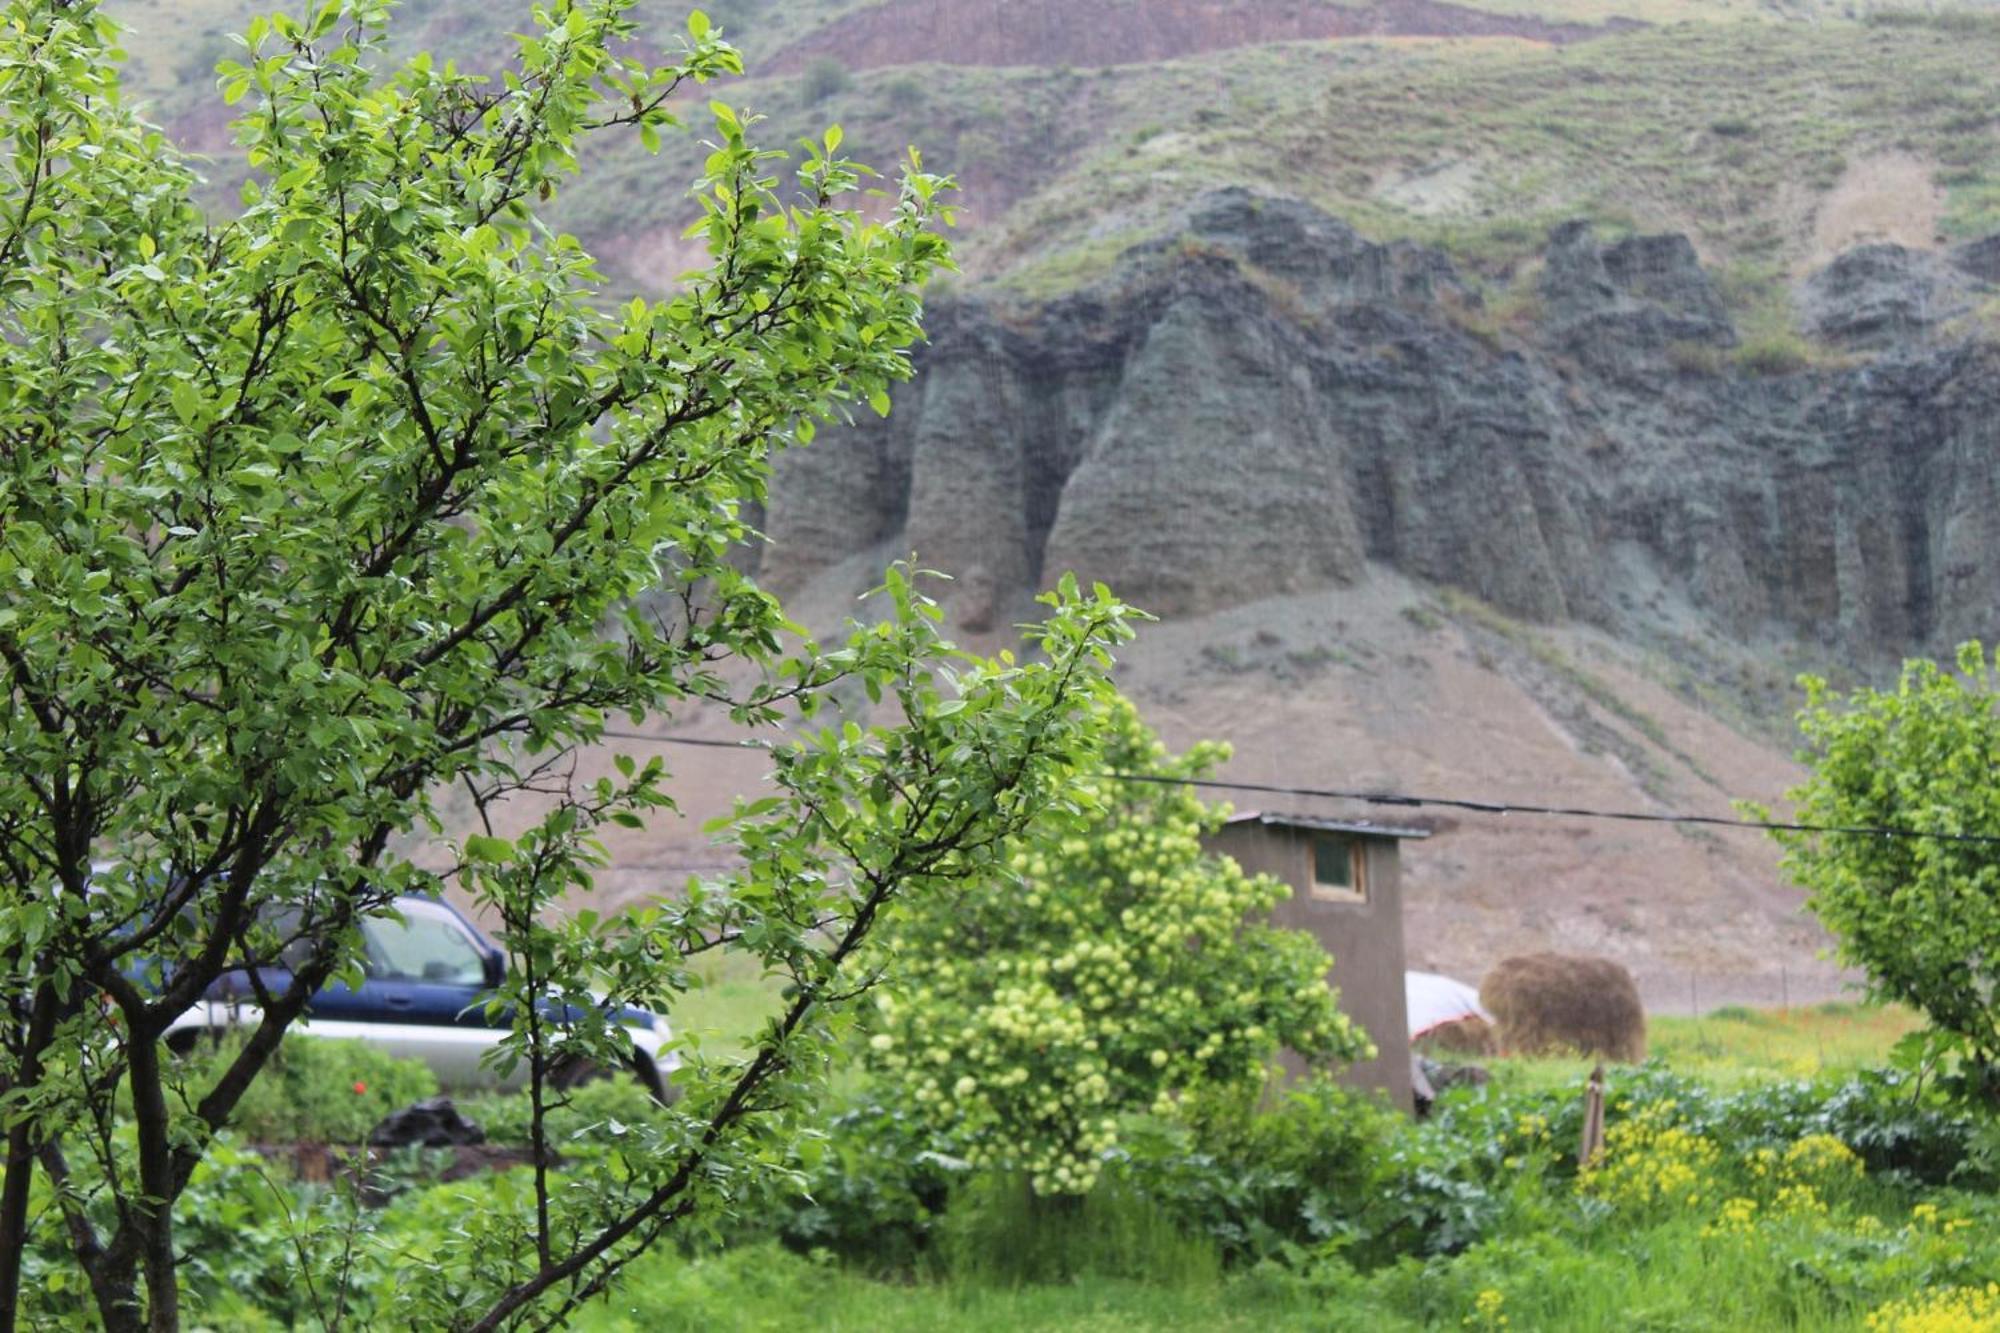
[573, 1246, 1335, 1332]
[550, 1001, 1956, 1332]
[979, 19, 2000, 311]
[1649, 1000, 1920, 1079]
[575, 1200, 1964, 1332]
[1480, 1000, 1922, 1096]
[670, 948, 786, 1061]
[670, 947, 1915, 1097]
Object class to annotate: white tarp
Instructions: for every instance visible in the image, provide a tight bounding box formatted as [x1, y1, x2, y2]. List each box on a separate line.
[1406, 970, 1492, 1039]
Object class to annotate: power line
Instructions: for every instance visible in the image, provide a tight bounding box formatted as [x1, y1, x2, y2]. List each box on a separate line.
[600, 730, 764, 752]
[591, 728, 2000, 847]
[1102, 773, 2000, 845]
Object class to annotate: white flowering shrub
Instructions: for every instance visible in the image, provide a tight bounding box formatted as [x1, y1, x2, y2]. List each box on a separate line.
[867, 697, 1370, 1195]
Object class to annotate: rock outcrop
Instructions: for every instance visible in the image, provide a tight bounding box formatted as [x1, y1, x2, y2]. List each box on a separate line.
[758, 189, 2000, 669]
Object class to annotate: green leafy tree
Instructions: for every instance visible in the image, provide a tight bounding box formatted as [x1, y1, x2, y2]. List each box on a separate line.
[865, 697, 1370, 1196]
[1770, 643, 2000, 1071]
[0, 0, 1138, 1327]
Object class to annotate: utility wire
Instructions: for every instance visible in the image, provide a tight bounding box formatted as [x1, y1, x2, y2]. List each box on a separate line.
[1101, 773, 2000, 845]
[592, 728, 2000, 847]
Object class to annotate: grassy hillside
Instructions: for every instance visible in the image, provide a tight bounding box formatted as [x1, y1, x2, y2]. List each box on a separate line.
[106, 0, 2000, 322]
[980, 17, 2000, 302]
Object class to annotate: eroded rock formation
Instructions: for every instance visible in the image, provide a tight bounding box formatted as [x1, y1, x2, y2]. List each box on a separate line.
[759, 188, 2000, 665]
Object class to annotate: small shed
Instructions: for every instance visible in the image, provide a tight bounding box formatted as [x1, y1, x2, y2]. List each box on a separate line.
[1204, 811, 1430, 1112]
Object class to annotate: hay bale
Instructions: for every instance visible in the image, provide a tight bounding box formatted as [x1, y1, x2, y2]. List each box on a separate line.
[1413, 1014, 1498, 1058]
[1480, 954, 1646, 1061]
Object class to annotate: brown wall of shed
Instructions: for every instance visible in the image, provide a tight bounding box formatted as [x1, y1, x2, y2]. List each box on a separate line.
[1205, 824, 1414, 1113]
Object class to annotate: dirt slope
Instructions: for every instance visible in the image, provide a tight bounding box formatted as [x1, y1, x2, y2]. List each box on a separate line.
[555, 567, 1849, 1017]
[766, 0, 1630, 73]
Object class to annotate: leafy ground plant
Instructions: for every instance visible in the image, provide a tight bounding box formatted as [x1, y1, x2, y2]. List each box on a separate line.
[576, 1061, 2000, 1332]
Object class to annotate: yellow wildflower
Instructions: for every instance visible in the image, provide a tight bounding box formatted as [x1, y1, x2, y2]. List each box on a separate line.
[1700, 1196, 1760, 1238]
[1865, 1284, 2000, 1332]
[1577, 1104, 1720, 1212]
[1464, 1288, 1509, 1330]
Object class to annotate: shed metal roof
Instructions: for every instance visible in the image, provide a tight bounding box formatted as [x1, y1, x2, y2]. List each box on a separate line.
[1223, 810, 1432, 840]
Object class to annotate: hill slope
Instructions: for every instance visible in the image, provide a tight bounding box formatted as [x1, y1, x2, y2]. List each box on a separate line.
[103, 0, 2000, 1006]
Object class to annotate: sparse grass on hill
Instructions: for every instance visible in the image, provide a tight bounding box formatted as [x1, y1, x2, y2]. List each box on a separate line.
[108, 0, 2000, 324]
[987, 20, 2000, 310]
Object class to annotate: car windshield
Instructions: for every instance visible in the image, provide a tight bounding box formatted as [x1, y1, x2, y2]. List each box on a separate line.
[363, 901, 489, 986]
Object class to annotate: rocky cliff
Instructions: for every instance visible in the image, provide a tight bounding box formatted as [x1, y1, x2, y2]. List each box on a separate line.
[757, 190, 2000, 681]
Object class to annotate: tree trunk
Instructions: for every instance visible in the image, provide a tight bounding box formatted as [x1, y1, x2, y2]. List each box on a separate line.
[123, 1032, 179, 1333]
[0, 983, 57, 1333]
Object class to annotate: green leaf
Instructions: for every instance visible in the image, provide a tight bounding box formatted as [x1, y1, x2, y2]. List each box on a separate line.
[169, 381, 201, 427]
[465, 835, 514, 863]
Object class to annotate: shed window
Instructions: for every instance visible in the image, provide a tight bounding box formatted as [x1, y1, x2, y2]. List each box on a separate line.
[1310, 833, 1366, 902]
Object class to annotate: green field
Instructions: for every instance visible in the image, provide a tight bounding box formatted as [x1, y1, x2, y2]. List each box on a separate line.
[1486, 1001, 1925, 1094]
[546, 997, 1990, 1333]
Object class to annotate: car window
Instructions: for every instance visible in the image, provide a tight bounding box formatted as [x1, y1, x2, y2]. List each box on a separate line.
[256, 907, 318, 972]
[363, 902, 489, 986]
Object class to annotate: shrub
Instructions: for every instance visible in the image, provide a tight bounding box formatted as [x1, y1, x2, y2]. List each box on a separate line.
[1865, 1284, 2000, 1331]
[1770, 647, 2000, 1066]
[1118, 1077, 1402, 1266]
[460, 1075, 666, 1151]
[801, 55, 850, 103]
[940, 1173, 1221, 1287]
[1577, 1101, 1723, 1214]
[1481, 954, 1646, 1061]
[186, 1036, 439, 1144]
[1573, 1064, 2000, 1190]
[175, 1141, 382, 1329]
[765, 1099, 967, 1275]
[1734, 330, 1812, 375]
[867, 697, 1366, 1197]
[1666, 339, 1728, 376]
[1361, 1080, 1582, 1262]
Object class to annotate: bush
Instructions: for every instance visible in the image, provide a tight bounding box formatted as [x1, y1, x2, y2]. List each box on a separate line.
[1664, 1067, 2000, 1189]
[762, 1099, 968, 1275]
[1734, 330, 1811, 375]
[866, 698, 1364, 1197]
[1118, 1077, 1400, 1267]
[460, 1075, 666, 1151]
[184, 1035, 439, 1144]
[940, 1173, 1221, 1287]
[801, 55, 850, 103]
[1362, 1079, 1581, 1263]
[1666, 339, 1728, 376]
[1771, 647, 2000, 1063]
[175, 1141, 383, 1329]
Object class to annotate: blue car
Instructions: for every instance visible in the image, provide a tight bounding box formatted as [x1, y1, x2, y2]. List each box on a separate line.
[163, 895, 680, 1098]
